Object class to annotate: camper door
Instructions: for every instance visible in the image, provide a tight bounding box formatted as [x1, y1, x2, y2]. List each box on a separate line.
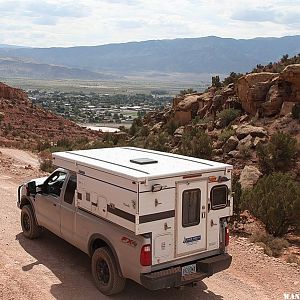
[176, 179, 207, 256]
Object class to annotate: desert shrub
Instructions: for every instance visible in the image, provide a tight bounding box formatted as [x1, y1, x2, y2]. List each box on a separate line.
[37, 141, 52, 152]
[239, 144, 251, 158]
[39, 151, 55, 173]
[286, 254, 300, 266]
[250, 232, 289, 257]
[211, 75, 221, 88]
[217, 109, 241, 128]
[219, 127, 235, 142]
[166, 118, 179, 135]
[291, 103, 300, 120]
[231, 175, 244, 225]
[140, 126, 150, 137]
[56, 138, 73, 150]
[257, 132, 298, 174]
[222, 72, 243, 86]
[179, 127, 212, 159]
[129, 117, 143, 136]
[242, 173, 300, 236]
[179, 88, 196, 96]
[145, 132, 170, 152]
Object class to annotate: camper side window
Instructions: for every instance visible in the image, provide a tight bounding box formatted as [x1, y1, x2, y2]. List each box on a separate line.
[210, 185, 228, 210]
[182, 189, 201, 227]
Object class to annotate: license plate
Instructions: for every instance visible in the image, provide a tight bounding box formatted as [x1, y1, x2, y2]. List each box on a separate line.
[181, 263, 197, 276]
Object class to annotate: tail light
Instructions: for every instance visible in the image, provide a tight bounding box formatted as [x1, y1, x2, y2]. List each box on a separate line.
[140, 244, 152, 266]
[225, 226, 230, 247]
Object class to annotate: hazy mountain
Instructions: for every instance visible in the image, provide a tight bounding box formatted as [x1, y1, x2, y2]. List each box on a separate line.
[0, 35, 299, 77]
[0, 58, 117, 80]
[0, 44, 27, 49]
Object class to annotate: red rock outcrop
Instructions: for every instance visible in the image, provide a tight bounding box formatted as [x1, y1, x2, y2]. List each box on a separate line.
[0, 82, 27, 101]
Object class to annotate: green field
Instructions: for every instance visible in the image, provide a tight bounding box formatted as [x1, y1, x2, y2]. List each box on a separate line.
[0, 76, 209, 96]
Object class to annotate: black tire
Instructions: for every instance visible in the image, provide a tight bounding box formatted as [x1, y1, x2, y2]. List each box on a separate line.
[21, 205, 42, 239]
[91, 247, 126, 295]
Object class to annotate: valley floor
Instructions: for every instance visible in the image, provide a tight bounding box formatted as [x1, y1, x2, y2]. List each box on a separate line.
[0, 148, 299, 300]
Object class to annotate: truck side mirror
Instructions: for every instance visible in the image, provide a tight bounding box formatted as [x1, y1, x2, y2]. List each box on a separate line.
[27, 181, 36, 194]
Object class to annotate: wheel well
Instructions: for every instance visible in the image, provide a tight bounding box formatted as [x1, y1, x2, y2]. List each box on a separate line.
[20, 197, 31, 209]
[89, 236, 123, 277]
[91, 238, 109, 255]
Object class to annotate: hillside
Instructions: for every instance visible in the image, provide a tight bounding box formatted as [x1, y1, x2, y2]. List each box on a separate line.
[129, 62, 300, 173]
[0, 35, 299, 77]
[0, 82, 102, 149]
[0, 58, 118, 80]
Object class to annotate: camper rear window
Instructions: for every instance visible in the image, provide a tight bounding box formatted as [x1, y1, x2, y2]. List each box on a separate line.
[211, 185, 228, 209]
[182, 189, 201, 227]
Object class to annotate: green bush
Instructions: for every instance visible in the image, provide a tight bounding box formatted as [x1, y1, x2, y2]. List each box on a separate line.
[179, 127, 212, 159]
[257, 132, 298, 174]
[219, 128, 235, 142]
[166, 118, 179, 135]
[250, 232, 289, 257]
[145, 132, 170, 152]
[231, 175, 244, 224]
[217, 109, 241, 128]
[242, 173, 300, 236]
[129, 117, 143, 136]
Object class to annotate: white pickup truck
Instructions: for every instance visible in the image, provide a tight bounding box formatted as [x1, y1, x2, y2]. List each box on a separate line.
[17, 147, 232, 296]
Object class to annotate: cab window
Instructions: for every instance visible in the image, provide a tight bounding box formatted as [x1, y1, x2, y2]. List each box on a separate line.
[64, 175, 77, 205]
[44, 171, 67, 197]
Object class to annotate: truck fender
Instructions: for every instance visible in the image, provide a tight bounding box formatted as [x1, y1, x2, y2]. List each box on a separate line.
[88, 233, 123, 278]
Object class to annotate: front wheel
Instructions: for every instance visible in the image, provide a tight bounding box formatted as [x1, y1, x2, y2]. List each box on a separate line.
[21, 205, 42, 239]
[91, 247, 126, 295]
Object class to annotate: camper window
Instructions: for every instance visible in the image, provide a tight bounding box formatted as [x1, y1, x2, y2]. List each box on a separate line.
[182, 189, 201, 227]
[211, 185, 228, 209]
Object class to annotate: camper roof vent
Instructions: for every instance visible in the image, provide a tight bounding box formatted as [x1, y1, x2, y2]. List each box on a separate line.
[130, 158, 158, 165]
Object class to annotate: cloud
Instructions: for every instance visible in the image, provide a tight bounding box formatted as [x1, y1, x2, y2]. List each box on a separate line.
[231, 6, 300, 25]
[0, 0, 299, 47]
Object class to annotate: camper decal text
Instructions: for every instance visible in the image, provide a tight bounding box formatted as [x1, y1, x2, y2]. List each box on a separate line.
[183, 235, 201, 245]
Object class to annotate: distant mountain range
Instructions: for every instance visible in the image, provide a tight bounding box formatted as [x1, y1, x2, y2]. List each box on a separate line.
[0, 35, 299, 80]
[0, 57, 117, 80]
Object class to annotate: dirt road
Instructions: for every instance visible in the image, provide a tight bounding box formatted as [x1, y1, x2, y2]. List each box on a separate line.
[0, 149, 299, 300]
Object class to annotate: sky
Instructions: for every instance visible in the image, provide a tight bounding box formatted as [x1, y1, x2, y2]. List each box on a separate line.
[0, 0, 299, 47]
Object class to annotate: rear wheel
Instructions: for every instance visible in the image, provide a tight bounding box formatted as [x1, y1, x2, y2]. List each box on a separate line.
[91, 247, 126, 295]
[21, 205, 42, 239]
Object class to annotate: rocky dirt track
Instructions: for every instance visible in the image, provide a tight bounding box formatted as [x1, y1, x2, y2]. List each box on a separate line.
[0, 148, 299, 300]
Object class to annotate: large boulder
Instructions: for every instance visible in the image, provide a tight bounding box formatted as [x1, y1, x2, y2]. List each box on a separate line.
[261, 84, 284, 117]
[222, 136, 239, 153]
[236, 124, 267, 139]
[236, 73, 278, 115]
[280, 64, 300, 103]
[238, 134, 253, 150]
[239, 166, 262, 189]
